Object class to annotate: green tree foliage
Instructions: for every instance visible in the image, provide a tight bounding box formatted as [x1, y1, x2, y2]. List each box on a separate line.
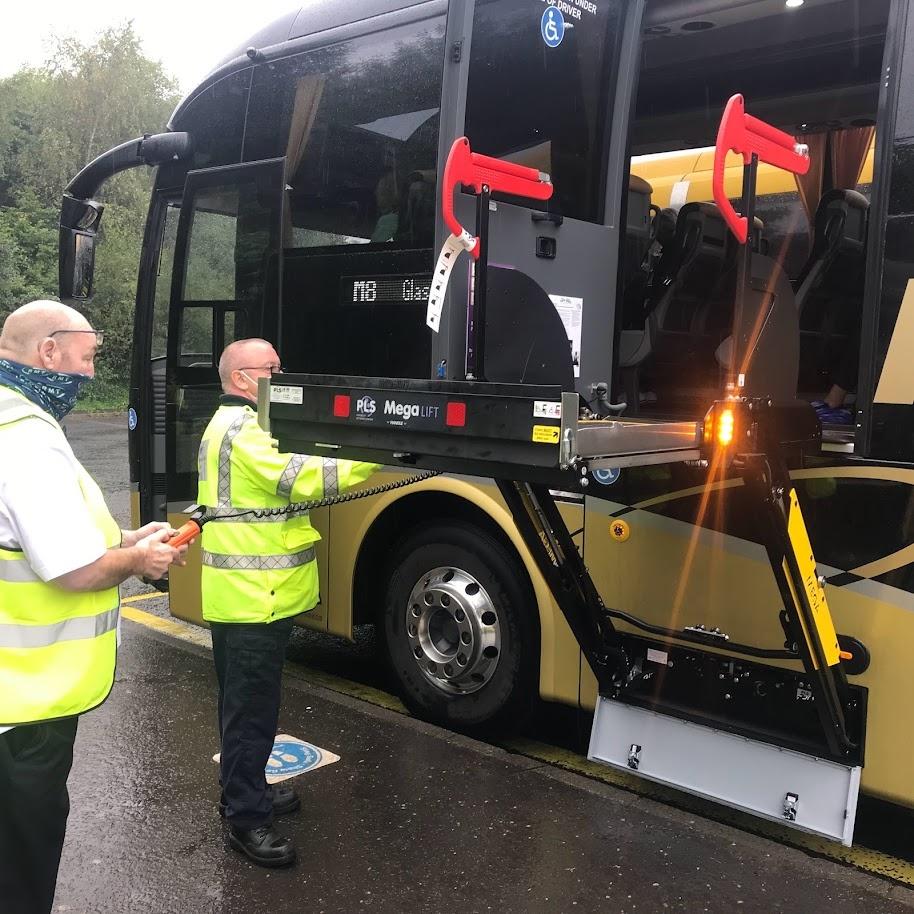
[0, 22, 181, 404]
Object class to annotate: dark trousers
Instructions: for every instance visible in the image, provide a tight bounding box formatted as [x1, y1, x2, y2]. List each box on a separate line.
[0, 717, 79, 914]
[210, 617, 294, 829]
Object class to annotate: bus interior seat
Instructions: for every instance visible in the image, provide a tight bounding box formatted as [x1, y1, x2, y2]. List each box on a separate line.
[648, 202, 731, 367]
[628, 202, 771, 411]
[701, 214, 765, 349]
[794, 188, 869, 392]
[617, 177, 667, 411]
[620, 175, 655, 333]
[484, 265, 575, 391]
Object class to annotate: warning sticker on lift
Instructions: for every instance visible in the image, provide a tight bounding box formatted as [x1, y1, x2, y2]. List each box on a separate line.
[532, 424, 561, 444]
[534, 400, 562, 419]
[270, 385, 304, 405]
[549, 294, 583, 378]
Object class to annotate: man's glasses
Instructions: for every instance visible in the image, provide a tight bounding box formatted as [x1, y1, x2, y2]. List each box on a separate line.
[239, 364, 282, 374]
[49, 329, 104, 347]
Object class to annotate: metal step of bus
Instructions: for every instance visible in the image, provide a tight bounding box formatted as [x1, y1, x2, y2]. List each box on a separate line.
[588, 697, 861, 846]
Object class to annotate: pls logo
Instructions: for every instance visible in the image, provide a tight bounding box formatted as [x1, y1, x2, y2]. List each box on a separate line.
[356, 396, 376, 416]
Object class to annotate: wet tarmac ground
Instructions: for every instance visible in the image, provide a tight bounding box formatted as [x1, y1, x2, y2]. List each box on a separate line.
[50, 413, 914, 913]
[55, 618, 914, 914]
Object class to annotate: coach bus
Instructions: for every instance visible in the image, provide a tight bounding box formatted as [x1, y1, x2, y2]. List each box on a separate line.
[60, 0, 914, 819]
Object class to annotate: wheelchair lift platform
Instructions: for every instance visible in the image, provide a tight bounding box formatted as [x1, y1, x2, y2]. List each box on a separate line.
[259, 98, 867, 845]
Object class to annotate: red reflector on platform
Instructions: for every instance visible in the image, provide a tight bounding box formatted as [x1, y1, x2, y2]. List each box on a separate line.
[333, 394, 351, 418]
[446, 402, 466, 427]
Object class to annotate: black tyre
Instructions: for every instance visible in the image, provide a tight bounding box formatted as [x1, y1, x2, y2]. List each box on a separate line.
[382, 521, 538, 733]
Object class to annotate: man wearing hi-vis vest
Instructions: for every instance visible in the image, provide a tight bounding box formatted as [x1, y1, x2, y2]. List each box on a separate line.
[0, 301, 189, 914]
[198, 338, 378, 868]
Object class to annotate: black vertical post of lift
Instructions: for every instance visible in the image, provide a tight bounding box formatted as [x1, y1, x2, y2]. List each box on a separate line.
[728, 153, 759, 396]
[467, 185, 491, 381]
[496, 479, 628, 691]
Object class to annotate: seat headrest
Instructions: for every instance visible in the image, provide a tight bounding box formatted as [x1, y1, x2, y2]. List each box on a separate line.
[676, 202, 728, 254]
[629, 174, 653, 197]
[813, 188, 869, 249]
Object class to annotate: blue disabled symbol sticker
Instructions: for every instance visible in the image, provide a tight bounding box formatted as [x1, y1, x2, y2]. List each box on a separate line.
[127, 407, 138, 431]
[541, 6, 566, 48]
[592, 467, 621, 486]
[266, 740, 322, 778]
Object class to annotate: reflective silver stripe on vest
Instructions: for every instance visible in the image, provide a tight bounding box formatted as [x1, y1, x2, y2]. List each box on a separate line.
[0, 556, 39, 583]
[201, 546, 316, 571]
[0, 606, 119, 649]
[218, 413, 252, 502]
[206, 502, 290, 524]
[322, 458, 339, 497]
[277, 454, 307, 500]
[198, 439, 209, 483]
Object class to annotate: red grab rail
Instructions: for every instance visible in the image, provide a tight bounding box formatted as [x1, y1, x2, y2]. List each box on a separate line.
[713, 94, 810, 244]
[441, 137, 553, 259]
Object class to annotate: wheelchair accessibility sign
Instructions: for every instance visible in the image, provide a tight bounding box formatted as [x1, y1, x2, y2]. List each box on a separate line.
[541, 6, 567, 47]
[213, 733, 340, 784]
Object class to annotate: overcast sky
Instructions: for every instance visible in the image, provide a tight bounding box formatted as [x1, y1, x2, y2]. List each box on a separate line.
[2, 1, 303, 93]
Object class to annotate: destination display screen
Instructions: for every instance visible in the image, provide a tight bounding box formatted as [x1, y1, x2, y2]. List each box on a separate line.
[341, 274, 433, 305]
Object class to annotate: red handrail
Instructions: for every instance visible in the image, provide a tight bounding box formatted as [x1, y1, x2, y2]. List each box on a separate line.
[441, 137, 553, 259]
[713, 94, 810, 244]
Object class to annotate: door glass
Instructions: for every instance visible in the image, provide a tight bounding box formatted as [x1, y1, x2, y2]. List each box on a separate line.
[152, 203, 180, 359]
[465, 0, 623, 223]
[170, 163, 283, 481]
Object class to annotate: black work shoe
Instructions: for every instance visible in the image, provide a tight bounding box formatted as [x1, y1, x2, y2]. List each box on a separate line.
[219, 783, 301, 819]
[229, 825, 296, 868]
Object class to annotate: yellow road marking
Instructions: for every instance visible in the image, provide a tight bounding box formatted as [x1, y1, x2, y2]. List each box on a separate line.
[121, 591, 166, 604]
[121, 605, 211, 648]
[121, 604, 914, 886]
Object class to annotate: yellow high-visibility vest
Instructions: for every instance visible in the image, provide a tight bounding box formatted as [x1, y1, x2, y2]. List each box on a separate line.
[197, 401, 378, 624]
[0, 387, 121, 726]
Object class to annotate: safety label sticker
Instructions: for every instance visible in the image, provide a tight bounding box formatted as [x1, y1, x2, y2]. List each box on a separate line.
[270, 385, 304, 405]
[533, 400, 562, 419]
[532, 424, 561, 444]
[549, 294, 583, 378]
[213, 734, 340, 784]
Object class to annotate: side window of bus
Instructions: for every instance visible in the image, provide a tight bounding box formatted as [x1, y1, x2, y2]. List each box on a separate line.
[243, 16, 446, 378]
[244, 18, 445, 249]
[465, 0, 623, 223]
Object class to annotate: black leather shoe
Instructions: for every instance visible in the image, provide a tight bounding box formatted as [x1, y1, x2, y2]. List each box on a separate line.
[219, 783, 301, 819]
[229, 825, 296, 868]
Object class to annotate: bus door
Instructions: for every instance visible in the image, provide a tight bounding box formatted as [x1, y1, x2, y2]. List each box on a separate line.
[130, 189, 180, 529]
[163, 158, 333, 623]
[435, 0, 634, 396]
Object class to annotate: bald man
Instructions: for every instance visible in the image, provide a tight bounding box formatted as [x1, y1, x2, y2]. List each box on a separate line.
[0, 300, 189, 914]
[198, 339, 378, 867]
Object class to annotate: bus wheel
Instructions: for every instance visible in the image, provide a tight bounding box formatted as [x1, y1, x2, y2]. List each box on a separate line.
[382, 521, 538, 733]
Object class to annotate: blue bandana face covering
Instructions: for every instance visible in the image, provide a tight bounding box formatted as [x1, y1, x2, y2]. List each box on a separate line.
[0, 358, 92, 421]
